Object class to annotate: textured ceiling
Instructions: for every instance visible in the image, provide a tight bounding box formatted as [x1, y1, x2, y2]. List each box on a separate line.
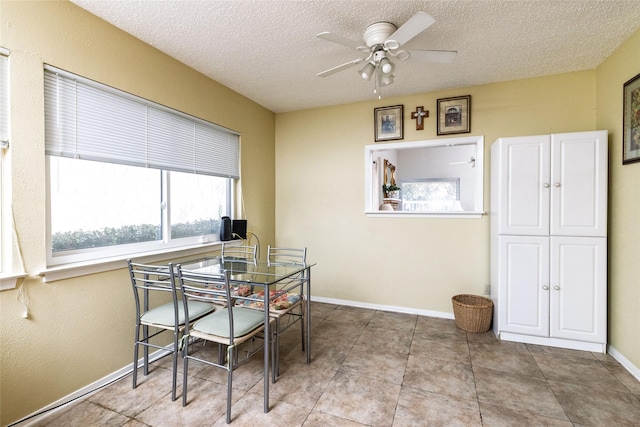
[70, 0, 640, 113]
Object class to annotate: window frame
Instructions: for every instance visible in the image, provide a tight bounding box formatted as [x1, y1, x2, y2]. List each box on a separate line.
[0, 47, 24, 290]
[364, 135, 485, 218]
[43, 65, 239, 268]
[0, 47, 8, 149]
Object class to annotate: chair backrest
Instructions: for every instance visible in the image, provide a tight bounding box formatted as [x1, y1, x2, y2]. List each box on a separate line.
[221, 242, 257, 264]
[267, 246, 307, 266]
[127, 259, 177, 322]
[172, 264, 236, 343]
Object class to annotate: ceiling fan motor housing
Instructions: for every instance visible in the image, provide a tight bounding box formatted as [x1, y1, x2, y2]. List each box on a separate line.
[363, 22, 396, 47]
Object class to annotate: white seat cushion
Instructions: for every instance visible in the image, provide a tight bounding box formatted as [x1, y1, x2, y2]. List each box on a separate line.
[193, 307, 265, 338]
[141, 300, 215, 327]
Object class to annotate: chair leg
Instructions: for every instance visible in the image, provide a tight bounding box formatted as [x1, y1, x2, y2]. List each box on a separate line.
[218, 343, 226, 364]
[226, 346, 233, 424]
[300, 302, 305, 352]
[272, 324, 277, 383]
[142, 324, 150, 375]
[132, 325, 140, 389]
[182, 341, 189, 407]
[275, 317, 281, 380]
[171, 330, 179, 401]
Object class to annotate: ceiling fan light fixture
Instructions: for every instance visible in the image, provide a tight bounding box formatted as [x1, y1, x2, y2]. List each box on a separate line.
[381, 73, 394, 86]
[359, 62, 375, 81]
[379, 57, 394, 74]
[384, 39, 400, 50]
[395, 50, 410, 61]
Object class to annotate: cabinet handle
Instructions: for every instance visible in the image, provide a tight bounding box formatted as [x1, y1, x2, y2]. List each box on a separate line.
[543, 183, 550, 188]
[554, 286, 560, 290]
[554, 182, 561, 187]
[543, 285, 549, 290]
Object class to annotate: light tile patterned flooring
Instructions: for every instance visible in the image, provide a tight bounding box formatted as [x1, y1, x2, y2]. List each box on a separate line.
[36, 302, 640, 426]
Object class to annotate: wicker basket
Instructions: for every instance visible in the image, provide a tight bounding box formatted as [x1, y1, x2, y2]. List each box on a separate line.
[451, 294, 494, 333]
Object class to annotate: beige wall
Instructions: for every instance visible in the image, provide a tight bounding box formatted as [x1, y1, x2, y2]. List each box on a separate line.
[595, 29, 640, 370]
[275, 71, 595, 311]
[0, 1, 275, 425]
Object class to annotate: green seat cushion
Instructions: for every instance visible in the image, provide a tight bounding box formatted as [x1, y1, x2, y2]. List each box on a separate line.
[141, 300, 215, 327]
[193, 307, 265, 338]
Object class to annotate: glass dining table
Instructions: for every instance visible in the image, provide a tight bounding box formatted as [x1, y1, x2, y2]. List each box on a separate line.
[179, 256, 315, 414]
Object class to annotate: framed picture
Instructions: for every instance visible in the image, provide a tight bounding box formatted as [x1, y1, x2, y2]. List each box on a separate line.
[374, 105, 403, 142]
[437, 95, 471, 135]
[623, 72, 640, 165]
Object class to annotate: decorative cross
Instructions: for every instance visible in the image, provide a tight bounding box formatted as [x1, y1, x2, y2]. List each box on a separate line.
[411, 106, 429, 130]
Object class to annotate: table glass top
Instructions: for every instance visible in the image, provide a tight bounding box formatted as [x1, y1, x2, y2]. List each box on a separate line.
[180, 257, 312, 285]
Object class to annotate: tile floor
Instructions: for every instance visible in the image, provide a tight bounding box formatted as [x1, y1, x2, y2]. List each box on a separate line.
[34, 302, 640, 426]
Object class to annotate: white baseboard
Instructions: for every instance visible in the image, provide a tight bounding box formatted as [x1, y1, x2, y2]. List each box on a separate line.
[608, 345, 640, 382]
[310, 295, 454, 319]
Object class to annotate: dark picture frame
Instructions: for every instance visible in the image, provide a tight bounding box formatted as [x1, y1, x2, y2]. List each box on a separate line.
[623, 72, 640, 165]
[437, 95, 471, 135]
[374, 105, 404, 142]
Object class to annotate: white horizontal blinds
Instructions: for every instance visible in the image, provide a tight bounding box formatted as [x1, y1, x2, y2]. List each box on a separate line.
[0, 48, 9, 147]
[196, 124, 239, 176]
[78, 83, 148, 165]
[147, 107, 196, 172]
[44, 66, 240, 178]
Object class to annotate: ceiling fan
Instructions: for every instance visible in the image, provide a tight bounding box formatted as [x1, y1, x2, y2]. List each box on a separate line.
[316, 12, 457, 97]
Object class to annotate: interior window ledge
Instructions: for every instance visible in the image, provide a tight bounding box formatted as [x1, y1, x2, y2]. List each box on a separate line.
[0, 272, 28, 291]
[365, 211, 485, 218]
[39, 242, 222, 283]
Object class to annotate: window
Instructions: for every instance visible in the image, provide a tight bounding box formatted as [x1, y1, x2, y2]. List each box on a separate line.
[44, 66, 239, 266]
[401, 178, 461, 212]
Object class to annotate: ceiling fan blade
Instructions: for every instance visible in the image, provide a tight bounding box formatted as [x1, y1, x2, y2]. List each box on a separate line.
[317, 58, 365, 77]
[385, 11, 435, 49]
[407, 50, 458, 63]
[317, 31, 365, 50]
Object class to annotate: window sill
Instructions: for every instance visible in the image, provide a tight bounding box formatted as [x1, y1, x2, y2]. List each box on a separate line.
[365, 210, 485, 219]
[39, 242, 223, 283]
[0, 272, 28, 291]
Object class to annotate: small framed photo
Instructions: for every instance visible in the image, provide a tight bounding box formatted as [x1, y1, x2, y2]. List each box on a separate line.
[374, 105, 403, 142]
[623, 72, 640, 165]
[437, 95, 471, 135]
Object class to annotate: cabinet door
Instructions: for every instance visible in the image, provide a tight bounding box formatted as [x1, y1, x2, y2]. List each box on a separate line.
[550, 237, 607, 343]
[498, 236, 549, 336]
[496, 135, 550, 235]
[550, 131, 608, 237]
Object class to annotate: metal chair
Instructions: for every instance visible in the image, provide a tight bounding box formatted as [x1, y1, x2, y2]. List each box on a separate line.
[173, 264, 275, 424]
[221, 242, 257, 264]
[128, 260, 216, 401]
[266, 245, 307, 376]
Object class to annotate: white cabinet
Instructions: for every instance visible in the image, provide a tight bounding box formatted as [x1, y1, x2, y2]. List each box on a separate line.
[491, 130, 608, 353]
[494, 131, 607, 237]
[497, 236, 607, 345]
